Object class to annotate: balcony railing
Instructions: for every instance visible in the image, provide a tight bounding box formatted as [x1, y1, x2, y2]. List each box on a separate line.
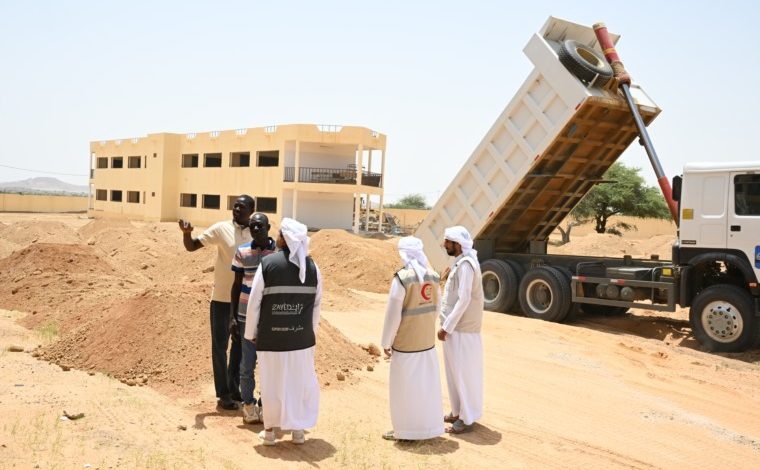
[284, 167, 382, 187]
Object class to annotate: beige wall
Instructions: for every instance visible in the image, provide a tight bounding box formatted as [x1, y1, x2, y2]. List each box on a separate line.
[0, 194, 87, 213]
[384, 208, 430, 228]
[90, 124, 386, 228]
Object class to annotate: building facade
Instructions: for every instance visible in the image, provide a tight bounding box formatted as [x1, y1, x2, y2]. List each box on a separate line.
[88, 124, 386, 230]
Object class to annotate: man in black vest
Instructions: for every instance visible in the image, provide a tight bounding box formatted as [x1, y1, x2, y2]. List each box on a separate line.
[244, 217, 322, 446]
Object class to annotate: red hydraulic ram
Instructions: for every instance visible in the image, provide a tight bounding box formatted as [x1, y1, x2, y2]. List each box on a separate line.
[593, 22, 679, 222]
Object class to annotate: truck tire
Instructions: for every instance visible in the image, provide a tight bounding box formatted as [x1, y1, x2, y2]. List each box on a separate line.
[689, 285, 757, 352]
[558, 39, 613, 87]
[518, 266, 572, 322]
[481, 259, 519, 313]
[504, 259, 525, 313]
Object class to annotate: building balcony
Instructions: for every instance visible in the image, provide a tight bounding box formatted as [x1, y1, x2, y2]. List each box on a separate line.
[283, 166, 382, 187]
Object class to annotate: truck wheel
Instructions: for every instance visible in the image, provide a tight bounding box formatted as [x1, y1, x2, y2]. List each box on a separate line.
[518, 266, 572, 322]
[504, 259, 525, 313]
[558, 39, 613, 86]
[481, 259, 519, 313]
[689, 285, 757, 352]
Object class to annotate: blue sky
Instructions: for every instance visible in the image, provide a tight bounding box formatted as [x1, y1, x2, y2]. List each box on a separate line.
[1, 1, 758, 204]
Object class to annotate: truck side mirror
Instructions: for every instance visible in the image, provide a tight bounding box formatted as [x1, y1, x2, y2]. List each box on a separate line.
[672, 175, 682, 202]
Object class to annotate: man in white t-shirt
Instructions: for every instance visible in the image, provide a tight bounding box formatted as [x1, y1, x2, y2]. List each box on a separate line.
[179, 195, 254, 410]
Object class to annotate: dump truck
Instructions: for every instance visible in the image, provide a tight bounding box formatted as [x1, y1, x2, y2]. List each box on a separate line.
[415, 17, 760, 352]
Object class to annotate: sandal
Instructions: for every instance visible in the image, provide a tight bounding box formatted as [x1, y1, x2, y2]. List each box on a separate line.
[445, 419, 473, 434]
[443, 412, 459, 424]
[382, 430, 397, 441]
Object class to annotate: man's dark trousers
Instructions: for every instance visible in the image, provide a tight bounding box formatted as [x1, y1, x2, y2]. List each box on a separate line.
[210, 300, 242, 401]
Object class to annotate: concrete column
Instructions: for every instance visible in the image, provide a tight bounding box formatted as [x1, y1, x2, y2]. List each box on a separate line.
[364, 193, 371, 230]
[380, 149, 386, 188]
[353, 193, 361, 233]
[356, 144, 364, 185]
[294, 140, 301, 182]
[367, 149, 373, 175]
[378, 193, 384, 233]
[293, 189, 298, 220]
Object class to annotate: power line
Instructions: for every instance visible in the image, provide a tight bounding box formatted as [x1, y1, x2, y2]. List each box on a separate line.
[0, 163, 88, 177]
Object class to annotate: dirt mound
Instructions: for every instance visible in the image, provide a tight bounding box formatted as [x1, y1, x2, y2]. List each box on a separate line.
[550, 233, 675, 260]
[314, 320, 377, 385]
[38, 284, 214, 390]
[0, 238, 17, 259]
[0, 243, 113, 278]
[77, 221, 216, 285]
[77, 217, 135, 239]
[0, 218, 381, 397]
[0, 243, 135, 330]
[310, 229, 400, 294]
[37, 283, 374, 393]
[0, 220, 81, 245]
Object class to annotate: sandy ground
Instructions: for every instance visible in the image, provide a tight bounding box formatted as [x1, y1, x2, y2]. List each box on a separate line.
[1, 213, 760, 469]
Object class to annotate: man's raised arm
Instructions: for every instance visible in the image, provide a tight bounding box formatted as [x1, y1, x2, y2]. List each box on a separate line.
[178, 219, 203, 252]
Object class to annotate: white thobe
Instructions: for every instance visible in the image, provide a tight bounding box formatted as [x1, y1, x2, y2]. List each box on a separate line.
[381, 277, 444, 440]
[441, 259, 484, 426]
[245, 266, 322, 430]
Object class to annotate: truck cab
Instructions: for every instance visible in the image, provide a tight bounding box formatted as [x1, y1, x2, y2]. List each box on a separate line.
[677, 162, 760, 284]
[670, 164, 760, 351]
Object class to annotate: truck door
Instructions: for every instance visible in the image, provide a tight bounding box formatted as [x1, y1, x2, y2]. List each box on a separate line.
[728, 172, 760, 280]
[679, 171, 728, 248]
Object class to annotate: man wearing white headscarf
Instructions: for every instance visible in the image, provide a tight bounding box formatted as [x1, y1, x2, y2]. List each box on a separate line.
[438, 226, 484, 434]
[245, 218, 322, 446]
[380, 236, 444, 442]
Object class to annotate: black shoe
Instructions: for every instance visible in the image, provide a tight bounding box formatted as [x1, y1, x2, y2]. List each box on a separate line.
[217, 398, 239, 410]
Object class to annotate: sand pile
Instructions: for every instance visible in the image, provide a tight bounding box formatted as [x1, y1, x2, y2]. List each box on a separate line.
[0, 220, 82, 245]
[310, 229, 400, 294]
[38, 283, 215, 390]
[0, 238, 16, 259]
[77, 217, 136, 239]
[0, 243, 136, 330]
[37, 283, 374, 393]
[314, 320, 377, 385]
[0, 220, 375, 395]
[550, 233, 675, 260]
[0, 220, 82, 258]
[77, 219, 216, 285]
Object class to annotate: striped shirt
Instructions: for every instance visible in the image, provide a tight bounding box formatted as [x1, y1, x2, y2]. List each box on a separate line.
[231, 238, 277, 322]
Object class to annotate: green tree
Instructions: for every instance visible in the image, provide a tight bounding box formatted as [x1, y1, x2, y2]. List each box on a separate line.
[562, 162, 671, 239]
[387, 193, 429, 209]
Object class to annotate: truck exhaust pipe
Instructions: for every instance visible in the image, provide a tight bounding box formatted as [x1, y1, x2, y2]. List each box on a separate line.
[593, 22, 679, 223]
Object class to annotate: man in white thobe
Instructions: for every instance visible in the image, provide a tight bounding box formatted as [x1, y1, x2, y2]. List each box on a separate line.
[438, 226, 484, 434]
[381, 236, 445, 442]
[245, 218, 322, 446]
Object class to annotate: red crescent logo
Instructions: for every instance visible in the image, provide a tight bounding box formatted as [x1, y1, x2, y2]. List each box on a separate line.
[420, 283, 433, 301]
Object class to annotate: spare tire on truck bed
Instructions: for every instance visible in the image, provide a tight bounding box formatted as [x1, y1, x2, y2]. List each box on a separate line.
[558, 39, 614, 87]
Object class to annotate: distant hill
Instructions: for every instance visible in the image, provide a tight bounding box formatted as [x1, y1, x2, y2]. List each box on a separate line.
[0, 177, 88, 195]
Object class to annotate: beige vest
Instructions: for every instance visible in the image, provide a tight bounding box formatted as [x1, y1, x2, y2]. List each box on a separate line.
[441, 255, 484, 333]
[392, 267, 440, 353]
